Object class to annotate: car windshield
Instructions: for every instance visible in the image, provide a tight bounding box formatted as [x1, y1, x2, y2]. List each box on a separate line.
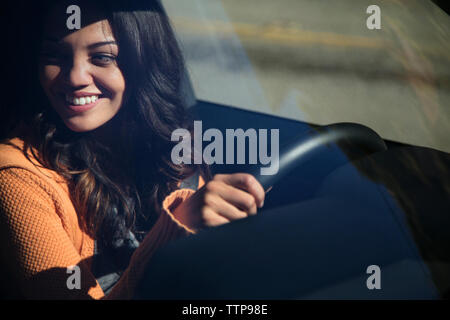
[163, 0, 450, 153]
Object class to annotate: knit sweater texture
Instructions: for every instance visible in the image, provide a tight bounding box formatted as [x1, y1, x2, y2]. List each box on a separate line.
[0, 138, 199, 299]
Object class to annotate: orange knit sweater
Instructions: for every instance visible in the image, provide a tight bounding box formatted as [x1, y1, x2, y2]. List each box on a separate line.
[0, 138, 200, 299]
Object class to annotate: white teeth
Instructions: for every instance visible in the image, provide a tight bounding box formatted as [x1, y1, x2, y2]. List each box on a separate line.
[65, 94, 100, 106]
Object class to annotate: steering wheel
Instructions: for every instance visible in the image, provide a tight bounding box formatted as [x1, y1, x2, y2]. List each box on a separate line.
[247, 122, 387, 191]
[136, 122, 389, 299]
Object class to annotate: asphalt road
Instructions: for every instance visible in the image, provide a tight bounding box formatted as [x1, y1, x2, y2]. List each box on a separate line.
[163, 0, 450, 153]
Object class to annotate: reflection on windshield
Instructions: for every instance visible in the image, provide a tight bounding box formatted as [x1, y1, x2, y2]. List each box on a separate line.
[347, 146, 450, 297]
[163, 0, 450, 153]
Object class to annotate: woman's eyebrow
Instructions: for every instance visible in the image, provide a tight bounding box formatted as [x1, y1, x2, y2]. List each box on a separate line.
[87, 41, 118, 49]
[42, 38, 117, 47]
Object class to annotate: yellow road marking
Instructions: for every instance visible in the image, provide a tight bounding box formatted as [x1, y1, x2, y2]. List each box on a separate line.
[171, 17, 387, 49]
[171, 17, 449, 59]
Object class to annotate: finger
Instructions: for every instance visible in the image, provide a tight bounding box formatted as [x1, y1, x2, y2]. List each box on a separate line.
[215, 182, 258, 215]
[214, 173, 265, 208]
[202, 206, 231, 228]
[204, 192, 249, 221]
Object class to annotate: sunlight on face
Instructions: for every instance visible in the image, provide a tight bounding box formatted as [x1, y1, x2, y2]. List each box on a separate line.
[39, 3, 125, 132]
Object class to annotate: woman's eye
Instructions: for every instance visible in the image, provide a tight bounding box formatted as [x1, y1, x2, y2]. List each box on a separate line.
[91, 54, 116, 66]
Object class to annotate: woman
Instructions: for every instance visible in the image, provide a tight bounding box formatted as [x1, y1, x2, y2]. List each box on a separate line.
[0, 0, 265, 299]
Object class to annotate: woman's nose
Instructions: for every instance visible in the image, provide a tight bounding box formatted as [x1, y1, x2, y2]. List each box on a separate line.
[65, 58, 92, 88]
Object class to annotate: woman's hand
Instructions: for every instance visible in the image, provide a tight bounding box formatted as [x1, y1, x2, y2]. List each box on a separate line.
[172, 173, 265, 232]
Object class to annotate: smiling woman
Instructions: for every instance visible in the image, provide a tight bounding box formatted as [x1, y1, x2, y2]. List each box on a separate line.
[0, 0, 265, 299]
[39, 18, 125, 132]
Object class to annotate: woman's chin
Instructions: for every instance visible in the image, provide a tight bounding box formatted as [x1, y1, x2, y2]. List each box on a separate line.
[62, 119, 102, 133]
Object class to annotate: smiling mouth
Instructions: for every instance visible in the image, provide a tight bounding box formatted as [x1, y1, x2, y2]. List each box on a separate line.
[64, 94, 105, 106]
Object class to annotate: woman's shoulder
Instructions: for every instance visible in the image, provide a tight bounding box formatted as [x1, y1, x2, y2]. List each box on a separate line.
[0, 137, 39, 170]
[0, 138, 77, 231]
[0, 137, 68, 193]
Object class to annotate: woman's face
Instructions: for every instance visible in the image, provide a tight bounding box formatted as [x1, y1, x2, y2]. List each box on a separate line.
[39, 6, 125, 133]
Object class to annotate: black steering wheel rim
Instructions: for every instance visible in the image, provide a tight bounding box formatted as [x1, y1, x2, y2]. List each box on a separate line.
[248, 122, 387, 190]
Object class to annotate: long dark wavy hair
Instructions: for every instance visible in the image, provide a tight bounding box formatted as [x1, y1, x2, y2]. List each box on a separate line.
[1, 0, 205, 255]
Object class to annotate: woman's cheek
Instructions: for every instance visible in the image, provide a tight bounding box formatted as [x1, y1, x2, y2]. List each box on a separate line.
[41, 65, 60, 83]
[38, 65, 60, 103]
[100, 68, 126, 104]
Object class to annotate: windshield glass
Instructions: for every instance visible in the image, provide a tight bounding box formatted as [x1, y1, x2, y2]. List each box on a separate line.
[163, 0, 450, 153]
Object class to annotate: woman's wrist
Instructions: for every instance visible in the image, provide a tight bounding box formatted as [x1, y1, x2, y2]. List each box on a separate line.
[162, 188, 198, 234]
